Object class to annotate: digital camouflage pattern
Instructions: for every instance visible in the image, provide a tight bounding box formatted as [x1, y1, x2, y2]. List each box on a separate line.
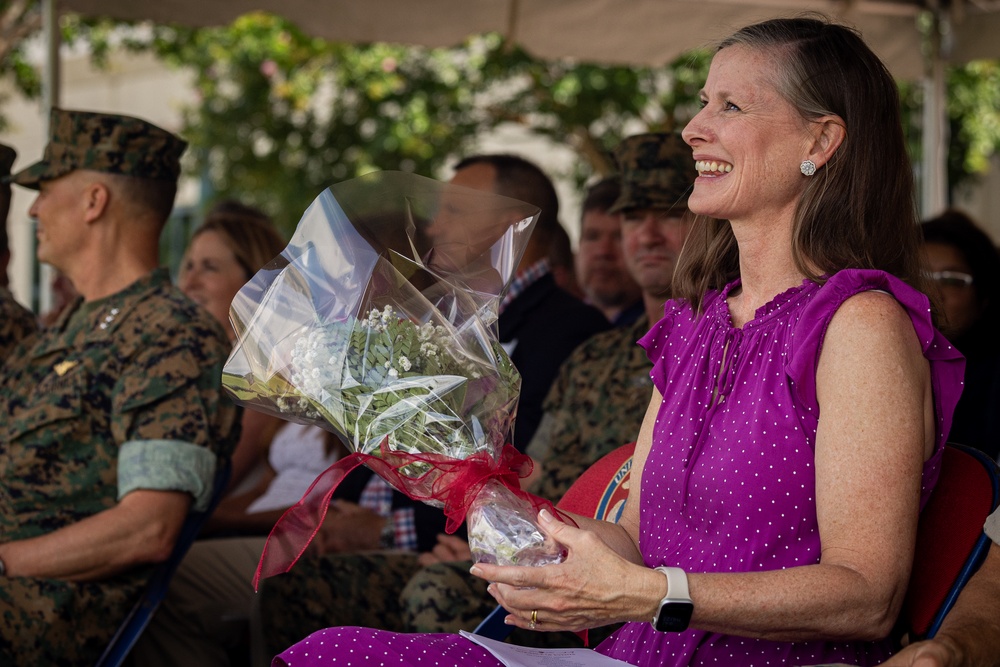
[259, 551, 424, 656]
[0, 287, 37, 362]
[0, 268, 239, 664]
[401, 559, 490, 633]
[401, 559, 620, 647]
[608, 133, 696, 214]
[526, 315, 652, 502]
[8, 108, 187, 189]
[258, 551, 618, 656]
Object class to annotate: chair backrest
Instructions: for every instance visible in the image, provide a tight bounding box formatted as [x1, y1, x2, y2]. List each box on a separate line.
[94, 458, 232, 667]
[474, 443, 636, 639]
[554, 442, 635, 521]
[900, 443, 1000, 640]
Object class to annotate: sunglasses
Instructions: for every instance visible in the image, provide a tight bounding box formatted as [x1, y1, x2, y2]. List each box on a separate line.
[924, 270, 974, 288]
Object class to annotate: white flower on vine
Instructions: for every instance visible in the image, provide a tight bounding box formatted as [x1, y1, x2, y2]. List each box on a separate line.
[399, 356, 412, 371]
[388, 368, 399, 378]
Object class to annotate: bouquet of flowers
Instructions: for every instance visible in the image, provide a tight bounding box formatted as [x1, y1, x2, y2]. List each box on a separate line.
[222, 171, 565, 585]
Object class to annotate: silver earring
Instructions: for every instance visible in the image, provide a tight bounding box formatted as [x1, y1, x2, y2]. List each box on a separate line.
[800, 159, 817, 176]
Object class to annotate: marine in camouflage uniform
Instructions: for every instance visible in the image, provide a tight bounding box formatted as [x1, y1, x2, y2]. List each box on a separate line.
[526, 130, 697, 478]
[0, 109, 239, 665]
[525, 131, 694, 503]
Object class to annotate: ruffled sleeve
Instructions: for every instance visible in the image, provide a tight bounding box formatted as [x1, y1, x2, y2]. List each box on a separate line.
[638, 299, 685, 393]
[638, 288, 733, 393]
[787, 269, 966, 499]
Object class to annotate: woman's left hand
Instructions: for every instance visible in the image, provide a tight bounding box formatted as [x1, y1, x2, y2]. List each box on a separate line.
[470, 509, 662, 632]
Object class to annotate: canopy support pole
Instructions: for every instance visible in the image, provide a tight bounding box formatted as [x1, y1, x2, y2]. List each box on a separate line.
[921, 7, 949, 218]
[37, 0, 60, 314]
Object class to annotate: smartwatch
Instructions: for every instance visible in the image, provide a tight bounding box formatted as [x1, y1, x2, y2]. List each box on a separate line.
[651, 566, 694, 632]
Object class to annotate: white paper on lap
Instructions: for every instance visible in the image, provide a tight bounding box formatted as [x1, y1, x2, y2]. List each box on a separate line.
[459, 630, 636, 667]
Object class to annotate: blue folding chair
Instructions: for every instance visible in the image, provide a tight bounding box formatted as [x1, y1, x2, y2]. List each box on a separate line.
[94, 458, 232, 667]
[901, 442, 1000, 640]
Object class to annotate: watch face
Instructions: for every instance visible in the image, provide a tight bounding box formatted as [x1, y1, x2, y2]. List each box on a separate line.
[654, 601, 694, 632]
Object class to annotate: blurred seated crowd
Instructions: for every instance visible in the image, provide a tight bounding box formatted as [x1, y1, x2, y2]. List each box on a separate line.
[1, 100, 999, 667]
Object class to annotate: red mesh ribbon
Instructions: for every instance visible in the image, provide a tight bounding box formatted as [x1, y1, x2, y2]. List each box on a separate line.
[252, 440, 560, 590]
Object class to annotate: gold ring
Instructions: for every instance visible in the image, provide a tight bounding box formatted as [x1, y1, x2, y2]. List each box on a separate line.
[529, 609, 538, 629]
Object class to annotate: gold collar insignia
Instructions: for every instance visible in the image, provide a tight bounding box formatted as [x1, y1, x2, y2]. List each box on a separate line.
[54, 360, 79, 376]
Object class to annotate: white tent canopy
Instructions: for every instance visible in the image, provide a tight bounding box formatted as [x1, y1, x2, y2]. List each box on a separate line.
[50, 0, 1000, 215]
[57, 0, 1000, 80]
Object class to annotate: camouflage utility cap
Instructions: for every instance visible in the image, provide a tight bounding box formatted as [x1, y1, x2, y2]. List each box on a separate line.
[0, 143, 16, 177]
[609, 132, 695, 214]
[9, 108, 187, 189]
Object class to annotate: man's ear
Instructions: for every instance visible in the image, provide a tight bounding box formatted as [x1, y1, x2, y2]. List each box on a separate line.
[81, 180, 111, 224]
[807, 115, 846, 169]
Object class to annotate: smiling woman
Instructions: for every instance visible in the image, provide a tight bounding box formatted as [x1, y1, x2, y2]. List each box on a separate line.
[268, 16, 966, 667]
[178, 200, 286, 341]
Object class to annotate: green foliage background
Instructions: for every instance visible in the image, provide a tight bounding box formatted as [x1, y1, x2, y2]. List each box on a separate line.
[126, 13, 714, 235]
[1, 6, 999, 239]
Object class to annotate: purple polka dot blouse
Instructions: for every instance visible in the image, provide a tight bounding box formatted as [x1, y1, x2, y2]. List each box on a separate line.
[596, 270, 964, 666]
[274, 269, 965, 667]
